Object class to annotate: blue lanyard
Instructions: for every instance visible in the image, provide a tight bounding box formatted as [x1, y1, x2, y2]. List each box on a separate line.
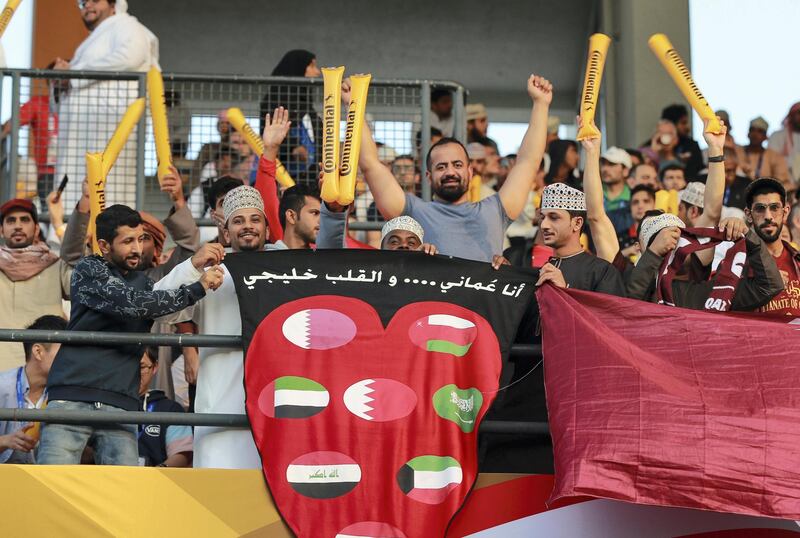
[16, 367, 25, 410]
[137, 396, 157, 439]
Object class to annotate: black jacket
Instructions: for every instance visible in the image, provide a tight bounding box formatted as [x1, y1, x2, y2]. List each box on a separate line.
[47, 256, 206, 410]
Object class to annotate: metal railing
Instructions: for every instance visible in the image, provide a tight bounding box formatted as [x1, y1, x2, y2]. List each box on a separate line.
[1, 69, 467, 233]
[0, 329, 547, 437]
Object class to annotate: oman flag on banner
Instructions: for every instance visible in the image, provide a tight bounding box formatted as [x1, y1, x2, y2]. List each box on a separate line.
[538, 285, 800, 520]
[225, 250, 538, 537]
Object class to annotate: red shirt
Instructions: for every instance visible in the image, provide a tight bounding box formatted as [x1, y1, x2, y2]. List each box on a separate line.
[758, 245, 800, 319]
[19, 95, 58, 174]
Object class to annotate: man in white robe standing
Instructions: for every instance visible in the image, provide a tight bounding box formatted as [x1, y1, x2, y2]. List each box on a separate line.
[154, 185, 267, 469]
[54, 0, 159, 208]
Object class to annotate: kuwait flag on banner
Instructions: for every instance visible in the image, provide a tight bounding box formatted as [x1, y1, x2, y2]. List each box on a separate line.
[538, 285, 800, 520]
[397, 456, 463, 504]
[226, 250, 537, 538]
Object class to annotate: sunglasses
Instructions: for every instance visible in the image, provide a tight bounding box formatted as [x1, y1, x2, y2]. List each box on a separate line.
[750, 203, 784, 215]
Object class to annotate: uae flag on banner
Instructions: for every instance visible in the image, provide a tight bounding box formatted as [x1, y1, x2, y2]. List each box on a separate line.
[225, 250, 538, 537]
[538, 285, 800, 520]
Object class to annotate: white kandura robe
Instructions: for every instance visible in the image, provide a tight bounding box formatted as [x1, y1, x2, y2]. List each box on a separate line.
[155, 257, 261, 469]
[55, 8, 159, 209]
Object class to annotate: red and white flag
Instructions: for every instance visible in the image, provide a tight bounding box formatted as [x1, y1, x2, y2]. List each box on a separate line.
[538, 285, 800, 520]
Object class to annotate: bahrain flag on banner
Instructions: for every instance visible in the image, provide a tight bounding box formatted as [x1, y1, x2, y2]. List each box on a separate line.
[537, 285, 800, 520]
[226, 250, 538, 538]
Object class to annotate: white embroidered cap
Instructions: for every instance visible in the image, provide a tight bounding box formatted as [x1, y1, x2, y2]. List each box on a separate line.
[639, 212, 685, 249]
[540, 182, 586, 212]
[381, 216, 425, 244]
[222, 185, 265, 223]
[679, 182, 705, 209]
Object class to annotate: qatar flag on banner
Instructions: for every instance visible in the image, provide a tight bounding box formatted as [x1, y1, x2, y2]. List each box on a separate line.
[225, 250, 538, 538]
[537, 285, 800, 520]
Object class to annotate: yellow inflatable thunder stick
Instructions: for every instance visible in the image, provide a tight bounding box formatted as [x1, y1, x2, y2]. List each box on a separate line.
[337, 74, 371, 206]
[226, 107, 295, 188]
[147, 67, 173, 184]
[648, 34, 722, 134]
[86, 153, 106, 255]
[576, 33, 611, 140]
[101, 98, 145, 177]
[468, 176, 481, 203]
[0, 0, 22, 39]
[320, 67, 345, 203]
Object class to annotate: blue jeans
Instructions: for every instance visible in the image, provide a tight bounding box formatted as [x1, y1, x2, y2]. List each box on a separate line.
[38, 400, 138, 466]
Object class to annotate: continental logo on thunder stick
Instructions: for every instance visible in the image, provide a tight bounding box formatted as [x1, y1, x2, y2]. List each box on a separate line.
[258, 376, 330, 419]
[396, 455, 463, 504]
[323, 95, 337, 173]
[0, 8, 13, 31]
[340, 107, 358, 176]
[432, 385, 483, 433]
[287, 451, 362, 499]
[343, 378, 417, 422]
[582, 50, 603, 111]
[665, 48, 708, 105]
[335, 522, 406, 538]
[408, 314, 477, 357]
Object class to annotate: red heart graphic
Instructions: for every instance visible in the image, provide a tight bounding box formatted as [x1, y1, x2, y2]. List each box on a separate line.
[245, 295, 502, 538]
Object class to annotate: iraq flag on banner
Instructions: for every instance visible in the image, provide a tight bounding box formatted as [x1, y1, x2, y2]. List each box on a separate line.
[225, 249, 537, 538]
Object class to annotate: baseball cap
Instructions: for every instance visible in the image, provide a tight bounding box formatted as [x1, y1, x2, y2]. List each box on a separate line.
[600, 147, 632, 169]
[0, 198, 38, 223]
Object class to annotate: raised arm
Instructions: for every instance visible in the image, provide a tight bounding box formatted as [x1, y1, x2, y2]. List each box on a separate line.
[694, 116, 726, 228]
[343, 78, 406, 219]
[498, 75, 552, 220]
[579, 117, 619, 263]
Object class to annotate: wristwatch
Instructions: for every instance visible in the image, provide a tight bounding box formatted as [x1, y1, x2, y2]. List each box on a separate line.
[708, 154, 724, 163]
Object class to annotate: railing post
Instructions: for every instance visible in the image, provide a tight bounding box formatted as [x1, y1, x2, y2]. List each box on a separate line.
[454, 84, 467, 144]
[420, 81, 432, 202]
[7, 71, 21, 200]
[135, 73, 147, 209]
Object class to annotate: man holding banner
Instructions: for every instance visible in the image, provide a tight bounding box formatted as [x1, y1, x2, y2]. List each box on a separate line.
[154, 186, 269, 469]
[354, 75, 552, 263]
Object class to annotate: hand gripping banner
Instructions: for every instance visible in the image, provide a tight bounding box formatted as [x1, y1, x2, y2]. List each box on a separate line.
[226, 250, 537, 538]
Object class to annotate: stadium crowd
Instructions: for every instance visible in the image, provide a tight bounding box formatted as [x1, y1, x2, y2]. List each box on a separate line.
[1, 0, 800, 471]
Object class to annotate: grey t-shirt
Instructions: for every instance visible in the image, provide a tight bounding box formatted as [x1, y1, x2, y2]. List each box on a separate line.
[403, 193, 512, 262]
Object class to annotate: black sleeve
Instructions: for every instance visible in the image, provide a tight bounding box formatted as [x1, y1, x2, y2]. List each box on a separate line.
[593, 260, 627, 297]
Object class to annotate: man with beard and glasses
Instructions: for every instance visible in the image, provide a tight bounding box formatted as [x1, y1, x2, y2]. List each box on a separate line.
[743, 178, 800, 319]
[154, 186, 268, 469]
[39, 205, 222, 465]
[348, 74, 552, 262]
